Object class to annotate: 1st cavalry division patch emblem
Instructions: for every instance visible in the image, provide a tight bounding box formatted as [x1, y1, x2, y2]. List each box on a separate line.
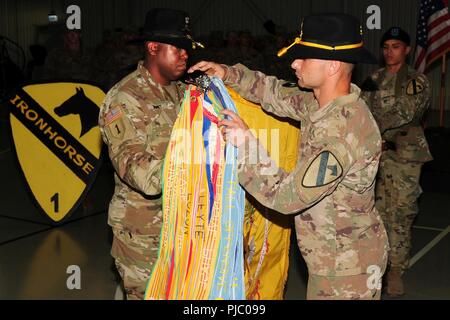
[8, 82, 105, 223]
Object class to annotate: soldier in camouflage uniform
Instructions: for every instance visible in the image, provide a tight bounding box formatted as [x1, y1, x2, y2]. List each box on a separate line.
[360, 27, 433, 297]
[91, 28, 143, 91]
[113, 27, 145, 84]
[43, 30, 92, 81]
[98, 8, 199, 300]
[190, 13, 389, 300]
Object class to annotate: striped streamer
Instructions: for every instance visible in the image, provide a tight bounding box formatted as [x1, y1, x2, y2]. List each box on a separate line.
[144, 77, 245, 300]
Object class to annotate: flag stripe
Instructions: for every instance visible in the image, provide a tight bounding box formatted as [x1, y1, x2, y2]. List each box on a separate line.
[428, 38, 450, 61]
[428, 25, 450, 45]
[414, 47, 426, 72]
[430, 31, 450, 49]
[414, 0, 450, 72]
[428, 16, 450, 37]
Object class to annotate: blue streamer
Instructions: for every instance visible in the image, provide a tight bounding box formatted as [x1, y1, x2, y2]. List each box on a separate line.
[208, 77, 245, 300]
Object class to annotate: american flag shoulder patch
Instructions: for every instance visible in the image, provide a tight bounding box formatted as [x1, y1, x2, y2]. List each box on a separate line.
[104, 107, 123, 125]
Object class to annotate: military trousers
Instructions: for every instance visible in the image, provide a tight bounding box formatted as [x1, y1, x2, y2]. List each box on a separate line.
[111, 227, 160, 300]
[307, 273, 383, 300]
[376, 155, 423, 271]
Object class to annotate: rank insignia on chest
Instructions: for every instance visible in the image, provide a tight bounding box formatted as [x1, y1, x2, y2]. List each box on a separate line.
[302, 151, 343, 187]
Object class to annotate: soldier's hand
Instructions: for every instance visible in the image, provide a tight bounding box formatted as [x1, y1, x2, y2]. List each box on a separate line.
[188, 61, 226, 80]
[218, 109, 253, 148]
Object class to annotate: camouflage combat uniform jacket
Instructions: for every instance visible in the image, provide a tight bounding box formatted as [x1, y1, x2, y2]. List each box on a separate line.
[223, 64, 389, 277]
[360, 64, 433, 163]
[99, 61, 184, 236]
[43, 47, 92, 81]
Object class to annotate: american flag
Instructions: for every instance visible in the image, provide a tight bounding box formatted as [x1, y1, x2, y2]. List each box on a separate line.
[413, 0, 450, 73]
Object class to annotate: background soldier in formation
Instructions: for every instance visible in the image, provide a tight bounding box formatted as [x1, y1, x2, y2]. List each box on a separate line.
[361, 27, 433, 297]
[42, 29, 92, 81]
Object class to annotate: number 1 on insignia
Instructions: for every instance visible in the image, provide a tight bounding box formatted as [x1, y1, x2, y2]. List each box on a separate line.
[115, 124, 121, 135]
[51, 192, 59, 213]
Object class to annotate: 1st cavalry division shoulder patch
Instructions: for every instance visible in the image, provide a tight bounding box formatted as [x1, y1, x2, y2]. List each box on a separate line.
[302, 151, 343, 187]
[8, 82, 105, 223]
[406, 78, 425, 95]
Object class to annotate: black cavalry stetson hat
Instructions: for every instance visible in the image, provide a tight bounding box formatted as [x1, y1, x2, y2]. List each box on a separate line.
[138, 8, 203, 50]
[278, 13, 377, 64]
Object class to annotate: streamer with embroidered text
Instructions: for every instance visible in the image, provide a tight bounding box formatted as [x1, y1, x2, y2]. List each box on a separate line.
[144, 77, 245, 300]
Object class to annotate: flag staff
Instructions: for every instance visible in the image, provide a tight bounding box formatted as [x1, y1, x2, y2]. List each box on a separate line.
[439, 50, 448, 127]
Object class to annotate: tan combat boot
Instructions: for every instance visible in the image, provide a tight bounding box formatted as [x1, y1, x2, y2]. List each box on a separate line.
[386, 267, 404, 297]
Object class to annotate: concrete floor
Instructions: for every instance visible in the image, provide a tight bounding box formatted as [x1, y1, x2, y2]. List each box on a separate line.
[284, 191, 450, 300]
[1, 103, 449, 300]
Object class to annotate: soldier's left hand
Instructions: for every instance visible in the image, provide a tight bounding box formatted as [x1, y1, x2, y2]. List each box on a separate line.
[218, 109, 253, 148]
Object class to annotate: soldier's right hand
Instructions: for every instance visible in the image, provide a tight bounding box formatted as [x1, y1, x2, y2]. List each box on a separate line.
[188, 61, 226, 80]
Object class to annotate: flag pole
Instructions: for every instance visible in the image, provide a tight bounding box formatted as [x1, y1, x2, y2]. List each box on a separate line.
[439, 50, 447, 127]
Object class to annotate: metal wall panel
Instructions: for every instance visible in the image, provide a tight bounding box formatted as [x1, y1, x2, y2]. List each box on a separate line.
[0, 0, 447, 114]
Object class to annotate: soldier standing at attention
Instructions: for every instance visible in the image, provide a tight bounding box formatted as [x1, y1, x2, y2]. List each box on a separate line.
[98, 8, 200, 300]
[360, 27, 433, 297]
[189, 13, 389, 300]
[43, 29, 92, 81]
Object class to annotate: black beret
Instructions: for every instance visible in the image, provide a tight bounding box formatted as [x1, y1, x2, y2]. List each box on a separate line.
[380, 27, 411, 46]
